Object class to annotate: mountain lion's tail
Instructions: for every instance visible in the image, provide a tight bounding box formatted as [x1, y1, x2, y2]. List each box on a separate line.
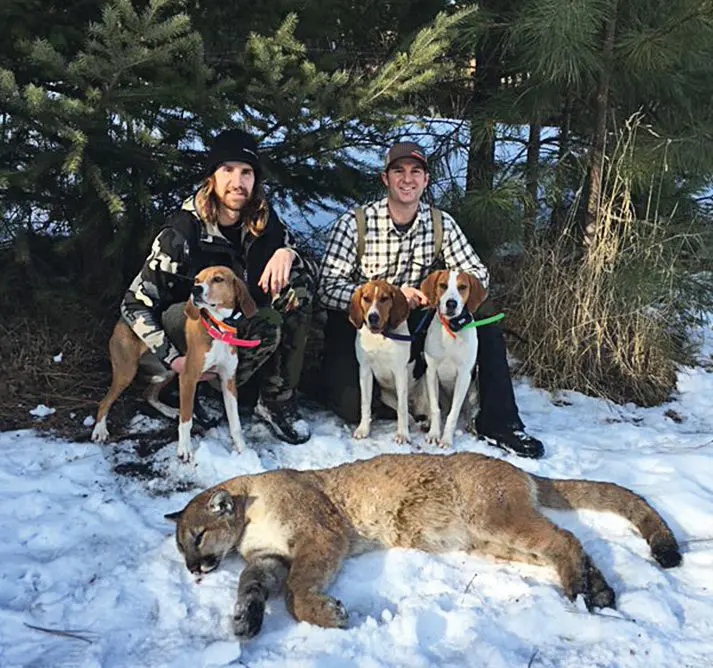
[534, 475, 682, 569]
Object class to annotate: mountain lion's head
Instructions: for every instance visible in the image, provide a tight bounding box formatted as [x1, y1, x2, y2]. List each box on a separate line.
[165, 489, 246, 576]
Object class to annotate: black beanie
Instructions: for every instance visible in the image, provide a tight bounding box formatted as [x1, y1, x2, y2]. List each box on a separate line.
[204, 128, 262, 181]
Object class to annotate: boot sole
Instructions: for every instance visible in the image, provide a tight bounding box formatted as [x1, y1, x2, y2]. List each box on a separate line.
[254, 404, 311, 445]
[479, 434, 544, 459]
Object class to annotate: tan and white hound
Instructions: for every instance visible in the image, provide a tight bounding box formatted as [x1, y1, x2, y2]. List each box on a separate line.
[420, 270, 488, 447]
[349, 280, 427, 443]
[92, 266, 257, 462]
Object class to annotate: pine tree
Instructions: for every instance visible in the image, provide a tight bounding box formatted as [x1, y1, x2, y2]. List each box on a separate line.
[237, 10, 471, 208]
[438, 0, 713, 250]
[508, 0, 713, 240]
[1, 0, 223, 295]
[1, 1, 474, 299]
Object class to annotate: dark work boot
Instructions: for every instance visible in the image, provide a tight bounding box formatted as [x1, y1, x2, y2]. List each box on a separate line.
[254, 395, 311, 445]
[476, 424, 544, 459]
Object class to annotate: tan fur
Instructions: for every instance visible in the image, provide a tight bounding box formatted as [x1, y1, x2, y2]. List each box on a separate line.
[166, 452, 681, 636]
[387, 284, 409, 329]
[233, 276, 257, 319]
[419, 269, 447, 307]
[348, 285, 366, 329]
[184, 299, 201, 321]
[420, 269, 487, 312]
[349, 280, 408, 332]
[464, 271, 488, 313]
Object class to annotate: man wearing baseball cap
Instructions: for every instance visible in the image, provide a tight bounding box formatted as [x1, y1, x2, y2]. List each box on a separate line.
[120, 128, 315, 445]
[317, 139, 544, 458]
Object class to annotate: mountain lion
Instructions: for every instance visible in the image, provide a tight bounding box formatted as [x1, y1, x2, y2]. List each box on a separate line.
[165, 452, 681, 639]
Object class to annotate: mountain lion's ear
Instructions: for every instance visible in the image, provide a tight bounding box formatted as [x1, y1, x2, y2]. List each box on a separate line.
[208, 489, 235, 516]
[164, 510, 183, 523]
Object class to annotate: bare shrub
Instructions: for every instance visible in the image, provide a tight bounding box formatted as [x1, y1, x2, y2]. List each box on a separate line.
[507, 116, 708, 406]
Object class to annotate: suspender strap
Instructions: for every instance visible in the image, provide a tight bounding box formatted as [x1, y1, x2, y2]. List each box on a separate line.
[354, 205, 443, 263]
[431, 206, 443, 259]
[354, 206, 367, 263]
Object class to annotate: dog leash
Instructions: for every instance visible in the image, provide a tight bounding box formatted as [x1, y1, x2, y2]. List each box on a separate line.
[438, 311, 505, 339]
[382, 309, 433, 342]
[199, 309, 261, 348]
[382, 310, 504, 342]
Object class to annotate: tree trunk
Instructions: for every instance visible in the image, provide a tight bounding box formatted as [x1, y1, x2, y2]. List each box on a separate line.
[583, 5, 618, 245]
[524, 119, 541, 243]
[550, 94, 572, 234]
[466, 48, 501, 192]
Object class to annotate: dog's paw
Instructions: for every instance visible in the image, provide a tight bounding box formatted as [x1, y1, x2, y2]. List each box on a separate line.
[394, 432, 410, 445]
[353, 424, 370, 440]
[176, 441, 194, 464]
[231, 435, 246, 454]
[91, 420, 109, 443]
[232, 597, 266, 639]
[438, 437, 453, 449]
[425, 430, 440, 444]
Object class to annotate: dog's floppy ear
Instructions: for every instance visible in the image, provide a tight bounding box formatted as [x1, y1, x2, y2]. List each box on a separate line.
[465, 273, 488, 313]
[419, 270, 442, 306]
[184, 298, 200, 320]
[389, 285, 409, 328]
[234, 276, 257, 318]
[349, 285, 365, 328]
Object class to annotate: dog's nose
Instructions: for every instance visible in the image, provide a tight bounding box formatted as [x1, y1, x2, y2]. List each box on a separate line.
[192, 285, 204, 300]
[445, 299, 458, 312]
[368, 311, 380, 326]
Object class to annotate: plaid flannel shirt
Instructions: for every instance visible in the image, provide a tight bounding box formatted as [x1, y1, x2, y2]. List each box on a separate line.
[318, 197, 490, 311]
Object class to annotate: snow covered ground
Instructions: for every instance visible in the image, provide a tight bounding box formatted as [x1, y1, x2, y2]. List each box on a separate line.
[2, 321, 713, 668]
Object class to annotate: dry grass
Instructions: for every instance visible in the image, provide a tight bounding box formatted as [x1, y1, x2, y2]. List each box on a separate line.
[506, 117, 700, 406]
[0, 301, 120, 434]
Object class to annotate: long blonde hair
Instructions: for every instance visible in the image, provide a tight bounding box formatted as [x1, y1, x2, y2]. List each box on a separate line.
[195, 175, 269, 237]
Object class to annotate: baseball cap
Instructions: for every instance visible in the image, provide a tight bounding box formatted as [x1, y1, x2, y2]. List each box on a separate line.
[384, 141, 428, 171]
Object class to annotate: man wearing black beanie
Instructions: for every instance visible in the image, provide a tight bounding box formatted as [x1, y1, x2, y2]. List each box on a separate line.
[119, 128, 315, 445]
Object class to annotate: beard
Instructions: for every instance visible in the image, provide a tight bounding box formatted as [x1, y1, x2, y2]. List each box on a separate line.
[219, 189, 250, 212]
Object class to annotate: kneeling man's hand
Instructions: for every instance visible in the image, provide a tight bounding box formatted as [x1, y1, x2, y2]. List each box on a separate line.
[170, 356, 217, 381]
[401, 286, 428, 309]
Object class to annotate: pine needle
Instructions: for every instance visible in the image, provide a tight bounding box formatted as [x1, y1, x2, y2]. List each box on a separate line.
[23, 622, 95, 644]
[528, 649, 540, 667]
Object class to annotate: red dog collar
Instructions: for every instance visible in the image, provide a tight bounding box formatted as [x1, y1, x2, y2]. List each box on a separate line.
[199, 310, 261, 348]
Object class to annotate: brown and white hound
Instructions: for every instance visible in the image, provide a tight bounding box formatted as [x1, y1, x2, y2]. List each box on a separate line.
[420, 270, 488, 447]
[92, 266, 257, 462]
[349, 280, 427, 443]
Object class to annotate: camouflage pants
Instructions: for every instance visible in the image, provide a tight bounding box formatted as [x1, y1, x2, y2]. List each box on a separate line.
[162, 282, 312, 403]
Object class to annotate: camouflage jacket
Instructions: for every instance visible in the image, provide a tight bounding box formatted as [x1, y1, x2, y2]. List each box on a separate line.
[120, 195, 314, 368]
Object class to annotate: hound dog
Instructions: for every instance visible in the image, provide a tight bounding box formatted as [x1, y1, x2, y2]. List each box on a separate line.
[92, 266, 257, 462]
[349, 280, 427, 443]
[420, 269, 488, 447]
